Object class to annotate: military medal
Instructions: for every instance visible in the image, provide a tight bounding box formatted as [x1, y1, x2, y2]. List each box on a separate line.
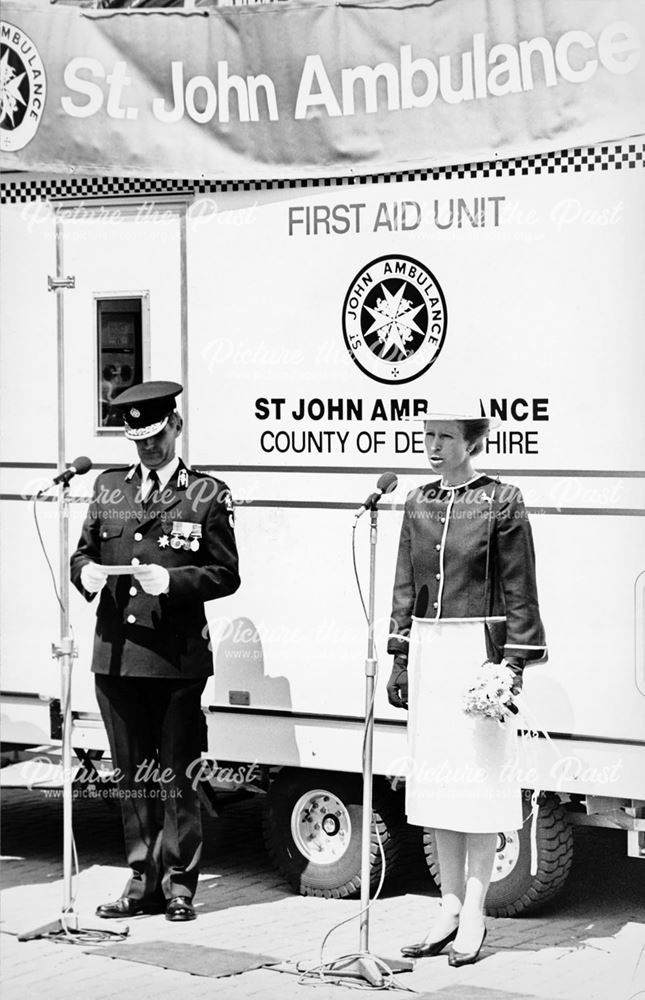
[158, 534, 170, 549]
[189, 524, 202, 552]
[169, 521, 201, 551]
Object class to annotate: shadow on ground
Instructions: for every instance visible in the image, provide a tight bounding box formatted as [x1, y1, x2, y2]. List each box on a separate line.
[0, 787, 292, 912]
[2, 787, 644, 941]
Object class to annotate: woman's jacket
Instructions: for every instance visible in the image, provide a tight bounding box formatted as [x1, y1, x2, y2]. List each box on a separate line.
[388, 474, 547, 664]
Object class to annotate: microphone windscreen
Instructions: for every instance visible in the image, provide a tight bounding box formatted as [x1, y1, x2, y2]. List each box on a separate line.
[376, 471, 398, 495]
[72, 456, 93, 475]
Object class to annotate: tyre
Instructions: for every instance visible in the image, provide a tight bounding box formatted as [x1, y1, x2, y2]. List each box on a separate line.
[262, 768, 403, 898]
[423, 793, 574, 916]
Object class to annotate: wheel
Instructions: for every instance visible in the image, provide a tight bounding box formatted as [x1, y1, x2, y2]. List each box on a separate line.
[262, 768, 403, 898]
[423, 793, 574, 916]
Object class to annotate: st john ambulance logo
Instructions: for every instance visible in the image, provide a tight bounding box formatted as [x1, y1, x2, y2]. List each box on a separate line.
[0, 22, 46, 152]
[342, 254, 447, 385]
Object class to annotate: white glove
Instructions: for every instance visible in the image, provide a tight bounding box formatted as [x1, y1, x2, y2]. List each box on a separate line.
[136, 564, 170, 596]
[81, 562, 108, 595]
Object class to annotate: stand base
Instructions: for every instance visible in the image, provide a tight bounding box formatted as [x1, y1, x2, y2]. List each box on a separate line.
[328, 954, 414, 987]
[18, 911, 78, 942]
[271, 954, 414, 988]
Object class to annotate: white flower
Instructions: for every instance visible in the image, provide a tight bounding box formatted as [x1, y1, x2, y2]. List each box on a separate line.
[463, 661, 515, 722]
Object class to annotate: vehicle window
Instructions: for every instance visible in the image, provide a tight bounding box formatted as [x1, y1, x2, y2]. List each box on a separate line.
[96, 296, 147, 431]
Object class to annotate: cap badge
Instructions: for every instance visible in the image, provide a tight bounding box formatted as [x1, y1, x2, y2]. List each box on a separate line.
[130, 407, 140, 418]
[224, 489, 235, 527]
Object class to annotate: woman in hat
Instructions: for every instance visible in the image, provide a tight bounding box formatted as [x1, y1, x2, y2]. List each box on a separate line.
[386, 405, 546, 965]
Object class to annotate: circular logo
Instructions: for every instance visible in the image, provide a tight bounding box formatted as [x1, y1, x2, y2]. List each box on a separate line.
[1, 22, 47, 153]
[342, 254, 447, 385]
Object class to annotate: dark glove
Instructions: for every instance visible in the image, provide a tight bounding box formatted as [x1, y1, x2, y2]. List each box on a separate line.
[503, 659, 525, 716]
[506, 659, 525, 696]
[387, 655, 408, 709]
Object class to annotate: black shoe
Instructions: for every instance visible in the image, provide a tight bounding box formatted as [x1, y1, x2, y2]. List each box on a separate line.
[96, 896, 164, 919]
[400, 926, 458, 958]
[448, 926, 487, 967]
[166, 896, 196, 922]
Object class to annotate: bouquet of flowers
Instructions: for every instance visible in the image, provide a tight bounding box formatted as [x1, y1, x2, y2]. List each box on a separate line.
[463, 661, 517, 722]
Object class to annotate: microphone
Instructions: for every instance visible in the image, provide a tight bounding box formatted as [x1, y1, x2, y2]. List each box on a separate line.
[52, 456, 93, 486]
[355, 471, 398, 519]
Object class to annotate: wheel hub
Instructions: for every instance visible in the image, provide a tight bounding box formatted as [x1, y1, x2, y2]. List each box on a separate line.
[291, 789, 352, 865]
[491, 830, 520, 881]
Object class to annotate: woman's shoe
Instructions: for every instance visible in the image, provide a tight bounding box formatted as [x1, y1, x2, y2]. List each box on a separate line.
[400, 926, 458, 958]
[448, 926, 487, 967]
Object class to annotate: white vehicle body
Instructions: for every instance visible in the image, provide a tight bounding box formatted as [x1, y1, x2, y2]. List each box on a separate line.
[1, 141, 644, 904]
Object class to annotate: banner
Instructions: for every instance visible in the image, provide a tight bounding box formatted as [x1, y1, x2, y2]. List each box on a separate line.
[1, 0, 645, 178]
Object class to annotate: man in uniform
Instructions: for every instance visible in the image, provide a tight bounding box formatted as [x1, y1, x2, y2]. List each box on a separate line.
[70, 381, 240, 922]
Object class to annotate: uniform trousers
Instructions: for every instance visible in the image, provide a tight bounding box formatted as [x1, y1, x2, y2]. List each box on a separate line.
[95, 674, 207, 901]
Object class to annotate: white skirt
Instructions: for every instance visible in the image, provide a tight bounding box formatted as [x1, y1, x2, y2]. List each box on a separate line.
[406, 618, 523, 833]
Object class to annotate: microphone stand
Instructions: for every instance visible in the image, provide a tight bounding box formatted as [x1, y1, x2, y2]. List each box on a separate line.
[19, 489, 79, 943]
[329, 501, 412, 987]
[19, 270, 79, 940]
[56, 476, 77, 929]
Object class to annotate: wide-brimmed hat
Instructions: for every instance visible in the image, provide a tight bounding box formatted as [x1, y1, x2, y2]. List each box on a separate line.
[400, 396, 500, 430]
[112, 380, 183, 440]
[418, 411, 500, 430]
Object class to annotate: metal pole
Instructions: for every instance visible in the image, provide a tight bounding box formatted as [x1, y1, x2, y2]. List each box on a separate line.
[358, 507, 378, 952]
[291, 504, 411, 983]
[58, 488, 75, 920]
[179, 208, 190, 468]
[19, 251, 80, 942]
[54, 218, 76, 923]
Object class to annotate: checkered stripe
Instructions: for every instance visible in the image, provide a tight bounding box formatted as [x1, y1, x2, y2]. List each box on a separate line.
[0, 175, 194, 204]
[1, 142, 643, 203]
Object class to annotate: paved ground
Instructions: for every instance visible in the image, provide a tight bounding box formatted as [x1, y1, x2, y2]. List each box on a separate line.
[1, 785, 644, 1000]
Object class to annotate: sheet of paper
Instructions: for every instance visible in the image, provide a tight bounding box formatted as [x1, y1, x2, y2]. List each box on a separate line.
[100, 565, 148, 576]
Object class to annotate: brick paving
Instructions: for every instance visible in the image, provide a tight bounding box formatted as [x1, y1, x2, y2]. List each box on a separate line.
[1, 786, 644, 1000]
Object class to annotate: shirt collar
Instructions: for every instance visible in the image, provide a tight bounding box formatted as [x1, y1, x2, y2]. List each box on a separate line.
[439, 471, 483, 491]
[140, 455, 181, 493]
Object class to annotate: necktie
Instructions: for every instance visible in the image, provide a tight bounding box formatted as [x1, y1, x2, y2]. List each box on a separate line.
[143, 470, 160, 509]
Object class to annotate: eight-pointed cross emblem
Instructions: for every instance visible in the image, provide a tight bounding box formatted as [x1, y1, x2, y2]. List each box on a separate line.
[364, 282, 425, 360]
[0, 51, 26, 128]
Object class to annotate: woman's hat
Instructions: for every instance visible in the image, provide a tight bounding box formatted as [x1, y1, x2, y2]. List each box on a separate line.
[420, 410, 500, 430]
[401, 394, 500, 430]
[112, 381, 183, 440]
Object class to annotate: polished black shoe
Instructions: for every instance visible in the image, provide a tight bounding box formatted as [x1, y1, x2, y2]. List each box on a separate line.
[400, 926, 458, 959]
[448, 926, 487, 967]
[96, 896, 164, 919]
[166, 896, 196, 922]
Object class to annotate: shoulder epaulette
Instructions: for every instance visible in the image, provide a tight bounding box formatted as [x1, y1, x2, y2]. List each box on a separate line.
[101, 464, 135, 476]
[190, 467, 218, 480]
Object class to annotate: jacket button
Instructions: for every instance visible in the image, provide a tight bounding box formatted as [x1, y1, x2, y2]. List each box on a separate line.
[129, 586, 137, 597]
[127, 614, 136, 624]
[131, 558, 140, 566]
[134, 532, 142, 542]
[440, 517, 446, 524]
[435, 573, 441, 580]
[435, 544, 441, 551]
[433, 601, 439, 609]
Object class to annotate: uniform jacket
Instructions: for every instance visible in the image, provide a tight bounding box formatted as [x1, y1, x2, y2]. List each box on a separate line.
[70, 460, 240, 678]
[388, 474, 546, 664]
